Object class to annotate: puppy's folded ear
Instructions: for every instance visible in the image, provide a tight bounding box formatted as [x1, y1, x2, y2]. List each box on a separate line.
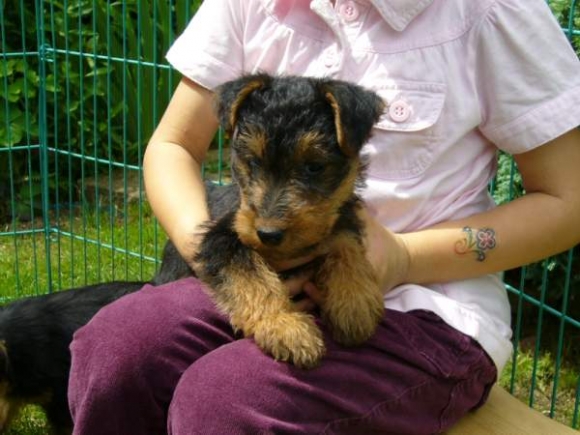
[321, 81, 385, 157]
[214, 73, 272, 133]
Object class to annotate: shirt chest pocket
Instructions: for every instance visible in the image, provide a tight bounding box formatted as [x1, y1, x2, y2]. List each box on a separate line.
[364, 81, 447, 180]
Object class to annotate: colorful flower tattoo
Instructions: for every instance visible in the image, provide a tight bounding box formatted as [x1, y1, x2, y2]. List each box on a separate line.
[454, 226, 496, 262]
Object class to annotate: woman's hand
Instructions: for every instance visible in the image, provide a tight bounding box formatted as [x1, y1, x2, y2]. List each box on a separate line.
[284, 271, 326, 312]
[273, 207, 410, 312]
[270, 256, 325, 312]
[272, 207, 410, 312]
[359, 208, 410, 294]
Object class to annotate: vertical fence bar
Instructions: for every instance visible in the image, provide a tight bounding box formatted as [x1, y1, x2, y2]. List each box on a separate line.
[1, 1, 19, 295]
[550, 249, 573, 418]
[574, 377, 580, 427]
[19, 0, 41, 294]
[529, 264, 550, 408]
[135, 1, 143, 282]
[35, 0, 53, 293]
[64, 0, 76, 287]
[92, 0, 102, 282]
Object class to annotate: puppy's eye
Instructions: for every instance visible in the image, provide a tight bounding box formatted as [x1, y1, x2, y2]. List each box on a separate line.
[247, 157, 261, 172]
[304, 162, 325, 175]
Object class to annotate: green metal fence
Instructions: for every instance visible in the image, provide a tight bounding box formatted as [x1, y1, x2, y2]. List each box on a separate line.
[1, 0, 206, 298]
[1, 0, 579, 431]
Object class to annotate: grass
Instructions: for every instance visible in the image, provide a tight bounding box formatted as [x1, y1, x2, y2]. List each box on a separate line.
[0, 201, 164, 303]
[1, 202, 579, 433]
[500, 351, 580, 429]
[4, 407, 47, 435]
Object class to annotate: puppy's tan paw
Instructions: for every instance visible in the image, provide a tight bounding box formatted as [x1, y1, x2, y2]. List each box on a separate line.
[253, 312, 325, 369]
[324, 284, 384, 346]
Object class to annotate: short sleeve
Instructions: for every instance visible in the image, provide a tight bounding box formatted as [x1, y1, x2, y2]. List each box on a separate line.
[166, 0, 245, 90]
[474, 0, 580, 153]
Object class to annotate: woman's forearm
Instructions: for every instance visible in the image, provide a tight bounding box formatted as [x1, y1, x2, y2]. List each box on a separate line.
[399, 192, 580, 285]
[143, 141, 210, 262]
[397, 129, 580, 287]
[143, 77, 219, 263]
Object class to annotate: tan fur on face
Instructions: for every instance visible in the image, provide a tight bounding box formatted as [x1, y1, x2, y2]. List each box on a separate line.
[296, 131, 326, 155]
[234, 158, 361, 261]
[237, 126, 267, 159]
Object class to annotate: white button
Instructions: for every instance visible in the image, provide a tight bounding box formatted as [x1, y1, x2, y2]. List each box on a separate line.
[339, 1, 360, 22]
[389, 100, 411, 122]
[323, 49, 338, 68]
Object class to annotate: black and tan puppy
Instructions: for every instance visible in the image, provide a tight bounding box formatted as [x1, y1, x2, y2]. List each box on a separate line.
[193, 73, 386, 368]
[0, 281, 144, 434]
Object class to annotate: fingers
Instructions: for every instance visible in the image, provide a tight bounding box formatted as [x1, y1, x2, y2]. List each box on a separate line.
[284, 271, 314, 298]
[292, 297, 317, 313]
[282, 269, 324, 312]
[302, 282, 325, 306]
[289, 281, 324, 313]
[270, 256, 325, 312]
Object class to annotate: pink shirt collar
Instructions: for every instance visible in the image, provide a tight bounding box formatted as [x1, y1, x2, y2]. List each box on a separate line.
[298, 0, 434, 32]
[367, 0, 434, 31]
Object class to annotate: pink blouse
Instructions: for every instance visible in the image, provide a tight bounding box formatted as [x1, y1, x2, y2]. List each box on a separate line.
[167, 0, 580, 372]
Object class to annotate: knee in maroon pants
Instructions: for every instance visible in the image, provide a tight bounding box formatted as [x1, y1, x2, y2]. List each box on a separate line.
[68, 278, 234, 435]
[168, 339, 318, 435]
[167, 310, 497, 435]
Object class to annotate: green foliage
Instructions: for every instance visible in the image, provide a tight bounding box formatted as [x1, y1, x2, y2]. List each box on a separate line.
[491, 152, 524, 205]
[0, 59, 39, 146]
[1, 0, 203, 220]
[549, 0, 580, 57]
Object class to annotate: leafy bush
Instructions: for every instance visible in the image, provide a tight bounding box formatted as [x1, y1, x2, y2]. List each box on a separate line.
[1, 0, 203, 219]
[549, 0, 580, 56]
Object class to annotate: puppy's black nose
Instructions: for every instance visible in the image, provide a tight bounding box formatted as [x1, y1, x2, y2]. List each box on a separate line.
[256, 228, 284, 246]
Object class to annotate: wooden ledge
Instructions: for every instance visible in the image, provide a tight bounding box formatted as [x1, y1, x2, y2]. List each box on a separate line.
[446, 386, 579, 434]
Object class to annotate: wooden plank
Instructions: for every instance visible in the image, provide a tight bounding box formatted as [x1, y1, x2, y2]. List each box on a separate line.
[447, 386, 579, 434]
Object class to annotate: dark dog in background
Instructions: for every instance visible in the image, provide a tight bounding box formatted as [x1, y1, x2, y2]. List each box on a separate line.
[0, 281, 146, 434]
[0, 230, 193, 435]
[193, 73, 386, 369]
[0, 219, 194, 434]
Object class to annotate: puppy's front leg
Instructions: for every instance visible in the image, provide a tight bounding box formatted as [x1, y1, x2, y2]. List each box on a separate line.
[317, 233, 385, 346]
[195, 214, 325, 368]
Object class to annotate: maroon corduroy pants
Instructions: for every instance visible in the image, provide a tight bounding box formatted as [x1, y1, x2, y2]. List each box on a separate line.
[68, 277, 496, 435]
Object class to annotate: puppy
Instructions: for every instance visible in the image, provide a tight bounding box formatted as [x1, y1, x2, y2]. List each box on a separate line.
[192, 73, 386, 368]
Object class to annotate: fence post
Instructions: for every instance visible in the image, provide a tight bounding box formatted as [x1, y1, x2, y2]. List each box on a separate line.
[34, 0, 53, 292]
